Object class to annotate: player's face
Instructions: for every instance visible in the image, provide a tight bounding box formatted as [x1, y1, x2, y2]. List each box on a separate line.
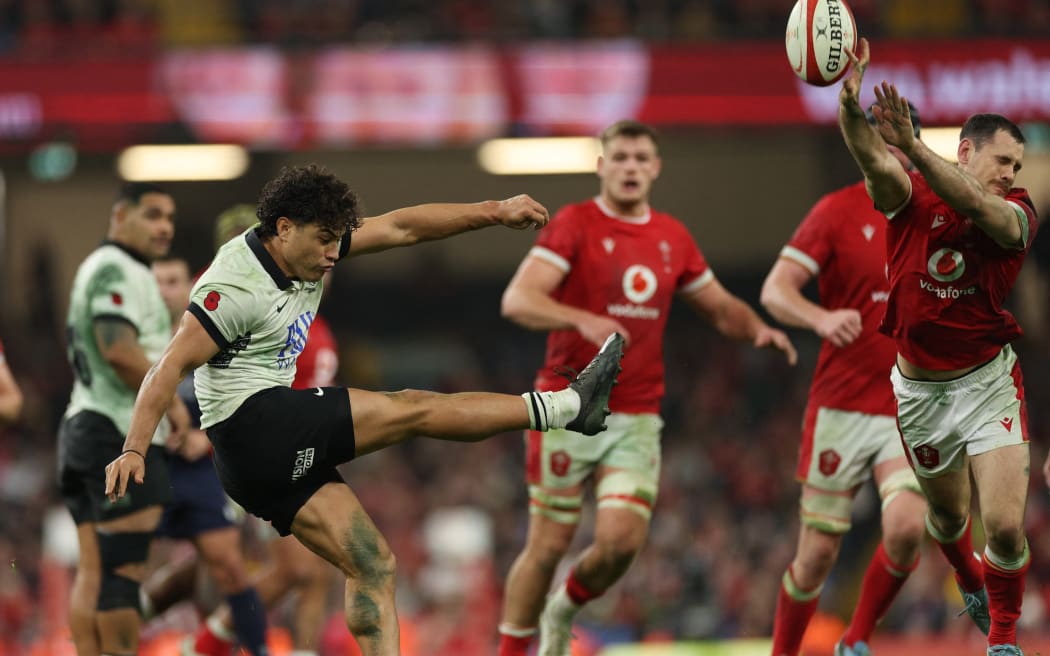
[283, 222, 342, 282]
[152, 260, 192, 321]
[959, 129, 1024, 197]
[117, 192, 176, 260]
[598, 136, 661, 207]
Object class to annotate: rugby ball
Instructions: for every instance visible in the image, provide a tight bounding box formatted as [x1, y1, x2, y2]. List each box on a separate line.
[785, 0, 857, 86]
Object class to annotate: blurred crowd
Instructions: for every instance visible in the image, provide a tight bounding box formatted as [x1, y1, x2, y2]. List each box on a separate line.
[0, 0, 1047, 54]
[4, 255, 1050, 653]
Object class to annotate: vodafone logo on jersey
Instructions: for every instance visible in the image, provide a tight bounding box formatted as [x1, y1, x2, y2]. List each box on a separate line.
[927, 248, 965, 282]
[622, 265, 657, 303]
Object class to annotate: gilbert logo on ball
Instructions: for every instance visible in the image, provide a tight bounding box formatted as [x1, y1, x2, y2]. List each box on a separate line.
[785, 0, 857, 86]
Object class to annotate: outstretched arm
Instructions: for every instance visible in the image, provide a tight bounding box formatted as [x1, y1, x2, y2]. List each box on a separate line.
[105, 311, 220, 500]
[683, 278, 797, 365]
[873, 83, 1026, 249]
[838, 39, 910, 213]
[348, 194, 550, 256]
[501, 255, 631, 347]
[761, 257, 862, 348]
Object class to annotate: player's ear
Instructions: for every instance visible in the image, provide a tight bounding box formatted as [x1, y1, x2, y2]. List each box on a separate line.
[275, 216, 294, 239]
[651, 155, 662, 180]
[957, 138, 973, 167]
[596, 154, 605, 179]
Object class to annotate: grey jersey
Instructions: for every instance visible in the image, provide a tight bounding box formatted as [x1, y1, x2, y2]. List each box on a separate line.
[190, 230, 328, 428]
[64, 242, 172, 444]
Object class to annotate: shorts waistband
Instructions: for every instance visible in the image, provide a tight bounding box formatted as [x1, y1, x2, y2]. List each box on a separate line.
[892, 345, 1014, 393]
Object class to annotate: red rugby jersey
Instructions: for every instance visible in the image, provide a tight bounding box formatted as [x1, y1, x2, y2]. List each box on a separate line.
[783, 181, 897, 416]
[880, 170, 1037, 370]
[292, 314, 339, 389]
[531, 198, 710, 414]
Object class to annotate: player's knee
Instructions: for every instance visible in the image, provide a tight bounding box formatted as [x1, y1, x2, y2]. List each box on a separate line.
[96, 530, 152, 612]
[882, 507, 925, 559]
[524, 531, 573, 571]
[982, 515, 1025, 555]
[926, 503, 969, 534]
[276, 554, 318, 586]
[203, 549, 250, 592]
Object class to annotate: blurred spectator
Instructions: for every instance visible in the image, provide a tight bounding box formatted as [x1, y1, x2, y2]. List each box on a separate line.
[1, 0, 1048, 52]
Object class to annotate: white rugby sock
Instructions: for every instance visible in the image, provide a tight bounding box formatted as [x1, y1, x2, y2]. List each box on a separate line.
[544, 582, 582, 622]
[522, 389, 581, 431]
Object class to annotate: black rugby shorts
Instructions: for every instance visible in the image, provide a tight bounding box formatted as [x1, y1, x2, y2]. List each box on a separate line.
[206, 385, 355, 536]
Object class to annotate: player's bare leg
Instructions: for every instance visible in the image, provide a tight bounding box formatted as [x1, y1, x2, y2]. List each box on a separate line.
[289, 547, 332, 652]
[71, 522, 101, 656]
[915, 464, 990, 634]
[349, 332, 623, 453]
[189, 526, 268, 656]
[348, 390, 533, 454]
[95, 505, 162, 656]
[291, 483, 399, 656]
[538, 480, 650, 656]
[837, 458, 924, 653]
[772, 490, 846, 656]
[140, 549, 199, 618]
[499, 486, 581, 655]
[972, 444, 1030, 649]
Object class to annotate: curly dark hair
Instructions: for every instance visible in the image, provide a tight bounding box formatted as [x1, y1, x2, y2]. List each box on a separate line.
[255, 164, 360, 239]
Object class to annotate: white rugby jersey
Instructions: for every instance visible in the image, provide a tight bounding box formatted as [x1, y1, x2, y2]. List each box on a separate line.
[190, 229, 347, 428]
[65, 241, 172, 444]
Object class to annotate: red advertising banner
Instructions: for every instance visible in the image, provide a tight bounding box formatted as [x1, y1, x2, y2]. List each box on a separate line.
[305, 46, 507, 145]
[641, 40, 1050, 126]
[0, 40, 1048, 149]
[158, 48, 294, 147]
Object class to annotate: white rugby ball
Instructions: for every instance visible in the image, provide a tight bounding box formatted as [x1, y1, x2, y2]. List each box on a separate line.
[785, 0, 857, 87]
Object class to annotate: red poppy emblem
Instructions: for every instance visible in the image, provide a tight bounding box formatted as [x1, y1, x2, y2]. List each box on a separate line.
[204, 291, 221, 311]
[111, 292, 123, 305]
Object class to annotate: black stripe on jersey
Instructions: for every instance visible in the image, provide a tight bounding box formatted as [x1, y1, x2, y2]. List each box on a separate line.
[188, 303, 231, 350]
[246, 229, 293, 290]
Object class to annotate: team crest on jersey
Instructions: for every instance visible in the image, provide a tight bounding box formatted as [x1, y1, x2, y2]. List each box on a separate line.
[861, 224, 875, 241]
[659, 240, 672, 272]
[622, 265, 657, 303]
[818, 449, 841, 476]
[912, 445, 939, 468]
[602, 238, 615, 254]
[277, 311, 315, 370]
[550, 450, 571, 477]
[927, 248, 965, 282]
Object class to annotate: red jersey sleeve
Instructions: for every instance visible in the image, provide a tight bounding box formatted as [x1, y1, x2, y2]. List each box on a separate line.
[676, 227, 712, 291]
[783, 193, 838, 274]
[532, 206, 583, 273]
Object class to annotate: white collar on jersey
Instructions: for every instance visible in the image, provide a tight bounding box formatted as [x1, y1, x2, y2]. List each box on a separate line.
[594, 196, 651, 225]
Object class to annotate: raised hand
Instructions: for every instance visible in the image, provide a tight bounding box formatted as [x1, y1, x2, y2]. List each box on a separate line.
[871, 82, 917, 150]
[495, 194, 550, 230]
[840, 37, 870, 113]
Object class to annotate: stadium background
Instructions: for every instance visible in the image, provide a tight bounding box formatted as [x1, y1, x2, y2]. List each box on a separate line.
[2, 1, 1050, 654]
